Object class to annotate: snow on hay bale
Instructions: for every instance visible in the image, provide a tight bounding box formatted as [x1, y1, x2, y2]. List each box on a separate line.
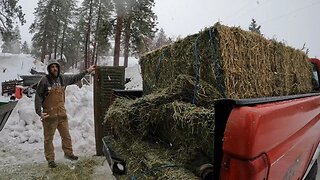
[140, 23, 313, 98]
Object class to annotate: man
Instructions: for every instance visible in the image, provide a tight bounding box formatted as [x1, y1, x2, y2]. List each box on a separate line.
[35, 59, 95, 168]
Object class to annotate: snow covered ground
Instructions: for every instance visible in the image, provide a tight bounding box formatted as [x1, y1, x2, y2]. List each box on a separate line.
[0, 53, 44, 95]
[0, 85, 95, 165]
[0, 53, 45, 80]
[0, 53, 142, 178]
[125, 64, 143, 90]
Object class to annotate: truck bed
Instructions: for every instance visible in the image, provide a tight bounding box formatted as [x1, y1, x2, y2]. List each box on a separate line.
[215, 93, 320, 179]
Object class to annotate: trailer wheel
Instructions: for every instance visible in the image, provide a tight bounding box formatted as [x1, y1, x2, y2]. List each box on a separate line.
[305, 161, 318, 180]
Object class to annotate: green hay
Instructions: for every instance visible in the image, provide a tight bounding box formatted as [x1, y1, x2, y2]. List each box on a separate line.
[105, 75, 216, 155]
[106, 99, 215, 157]
[104, 75, 217, 179]
[140, 23, 313, 98]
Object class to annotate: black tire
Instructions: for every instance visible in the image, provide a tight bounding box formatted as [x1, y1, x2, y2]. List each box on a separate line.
[305, 161, 318, 180]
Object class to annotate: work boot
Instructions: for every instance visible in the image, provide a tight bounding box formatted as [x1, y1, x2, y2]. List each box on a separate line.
[65, 154, 78, 161]
[48, 161, 57, 168]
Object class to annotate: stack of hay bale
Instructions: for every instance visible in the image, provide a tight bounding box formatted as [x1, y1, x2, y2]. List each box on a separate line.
[104, 23, 313, 179]
[141, 23, 312, 98]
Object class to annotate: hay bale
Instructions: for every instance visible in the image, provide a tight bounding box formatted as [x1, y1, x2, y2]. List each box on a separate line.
[140, 23, 313, 98]
[106, 99, 215, 159]
[105, 75, 216, 158]
[104, 76, 216, 177]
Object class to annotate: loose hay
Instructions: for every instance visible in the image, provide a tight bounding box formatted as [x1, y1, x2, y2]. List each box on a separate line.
[106, 137, 200, 180]
[41, 159, 98, 180]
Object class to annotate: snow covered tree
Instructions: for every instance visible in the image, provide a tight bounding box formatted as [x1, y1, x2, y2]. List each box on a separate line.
[1, 31, 14, 53]
[63, 26, 82, 68]
[249, 19, 261, 35]
[142, 28, 173, 52]
[153, 28, 172, 50]
[31, 42, 41, 58]
[113, 0, 157, 67]
[0, 0, 25, 33]
[11, 26, 21, 54]
[21, 41, 30, 54]
[1, 25, 21, 54]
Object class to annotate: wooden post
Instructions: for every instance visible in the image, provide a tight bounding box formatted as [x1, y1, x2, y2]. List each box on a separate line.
[94, 66, 104, 156]
[94, 66, 125, 156]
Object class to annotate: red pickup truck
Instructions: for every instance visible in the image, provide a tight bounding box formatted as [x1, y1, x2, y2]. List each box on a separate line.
[106, 58, 320, 179]
[214, 58, 320, 180]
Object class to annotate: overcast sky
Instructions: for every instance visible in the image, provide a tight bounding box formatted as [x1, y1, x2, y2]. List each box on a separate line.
[18, 0, 320, 58]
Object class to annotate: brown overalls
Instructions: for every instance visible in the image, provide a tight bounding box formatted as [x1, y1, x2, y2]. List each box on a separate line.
[42, 86, 73, 161]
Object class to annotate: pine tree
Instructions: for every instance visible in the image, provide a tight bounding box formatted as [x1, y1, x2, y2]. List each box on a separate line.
[154, 28, 171, 49]
[11, 26, 21, 54]
[30, 0, 76, 62]
[30, 0, 54, 61]
[113, 0, 126, 66]
[142, 28, 172, 52]
[113, 0, 157, 67]
[92, 0, 113, 65]
[58, 0, 76, 62]
[63, 26, 82, 68]
[1, 25, 21, 54]
[77, 0, 113, 68]
[0, 0, 25, 33]
[21, 41, 30, 54]
[249, 19, 261, 35]
[30, 42, 40, 58]
[1, 31, 14, 53]
[129, 0, 157, 54]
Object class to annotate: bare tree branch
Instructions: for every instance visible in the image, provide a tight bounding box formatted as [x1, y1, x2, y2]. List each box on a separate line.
[0, 16, 8, 30]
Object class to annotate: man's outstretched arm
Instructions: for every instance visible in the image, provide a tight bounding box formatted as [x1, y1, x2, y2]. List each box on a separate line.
[63, 65, 96, 86]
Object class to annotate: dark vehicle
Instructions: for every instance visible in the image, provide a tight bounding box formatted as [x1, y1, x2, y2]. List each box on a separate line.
[0, 101, 18, 132]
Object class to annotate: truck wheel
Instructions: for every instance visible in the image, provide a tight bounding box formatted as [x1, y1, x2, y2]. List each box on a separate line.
[305, 161, 318, 180]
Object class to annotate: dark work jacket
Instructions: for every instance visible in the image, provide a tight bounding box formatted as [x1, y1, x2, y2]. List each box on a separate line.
[34, 72, 87, 116]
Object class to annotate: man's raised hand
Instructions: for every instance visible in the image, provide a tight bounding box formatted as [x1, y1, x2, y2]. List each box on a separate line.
[87, 65, 96, 74]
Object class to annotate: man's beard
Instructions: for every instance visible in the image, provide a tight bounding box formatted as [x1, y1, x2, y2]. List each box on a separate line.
[50, 70, 59, 77]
